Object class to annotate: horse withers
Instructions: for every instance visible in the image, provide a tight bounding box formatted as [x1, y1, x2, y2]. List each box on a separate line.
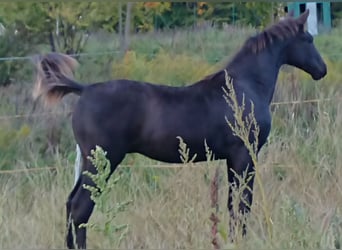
[33, 9, 326, 249]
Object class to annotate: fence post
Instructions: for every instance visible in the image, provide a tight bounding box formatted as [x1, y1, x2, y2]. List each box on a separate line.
[322, 2, 332, 31]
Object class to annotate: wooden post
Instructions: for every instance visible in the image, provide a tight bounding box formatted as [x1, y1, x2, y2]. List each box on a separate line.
[119, 2, 123, 51]
[123, 2, 133, 52]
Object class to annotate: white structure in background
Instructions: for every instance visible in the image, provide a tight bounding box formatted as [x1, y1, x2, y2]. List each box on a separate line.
[306, 2, 318, 35]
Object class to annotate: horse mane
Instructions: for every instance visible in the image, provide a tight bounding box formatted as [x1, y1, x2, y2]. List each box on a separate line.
[204, 16, 301, 81]
[243, 17, 300, 54]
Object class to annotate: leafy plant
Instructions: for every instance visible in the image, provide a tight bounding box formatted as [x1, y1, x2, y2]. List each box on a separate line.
[81, 146, 132, 247]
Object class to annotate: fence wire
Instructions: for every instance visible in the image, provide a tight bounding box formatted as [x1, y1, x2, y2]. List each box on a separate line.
[0, 163, 207, 175]
[0, 97, 340, 121]
[0, 50, 124, 62]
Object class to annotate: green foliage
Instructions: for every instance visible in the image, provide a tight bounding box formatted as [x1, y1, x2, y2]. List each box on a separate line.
[332, 2, 342, 26]
[0, 3, 48, 36]
[46, 2, 121, 53]
[81, 146, 132, 247]
[0, 124, 30, 170]
[112, 50, 213, 86]
[235, 2, 278, 28]
[0, 2, 122, 53]
[196, 2, 240, 26]
[0, 33, 29, 86]
[0, 2, 120, 85]
[279, 196, 317, 248]
[161, 3, 198, 28]
[0, 3, 47, 85]
[134, 2, 171, 32]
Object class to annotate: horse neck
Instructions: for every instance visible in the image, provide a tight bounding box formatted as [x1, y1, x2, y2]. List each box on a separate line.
[227, 42, 287, 105]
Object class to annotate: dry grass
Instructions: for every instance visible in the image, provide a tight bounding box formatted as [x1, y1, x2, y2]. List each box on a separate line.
[1, 76, 342, 249]
[1, 107, 342, 249]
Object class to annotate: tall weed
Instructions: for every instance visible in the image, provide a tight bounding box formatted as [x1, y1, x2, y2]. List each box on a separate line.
[80, 146, 132, 247]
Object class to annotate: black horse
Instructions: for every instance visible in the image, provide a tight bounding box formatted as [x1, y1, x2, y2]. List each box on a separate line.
[33, 10, 326, 249]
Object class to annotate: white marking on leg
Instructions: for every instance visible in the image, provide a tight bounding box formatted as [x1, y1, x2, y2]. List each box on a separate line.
[74, 144, 82, 186]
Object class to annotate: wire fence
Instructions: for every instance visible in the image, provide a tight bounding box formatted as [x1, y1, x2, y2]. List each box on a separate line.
[0, 163, 209, 175]
[0, 50, 125, 62]
[0, 97, 340, 121]
[0, 162, 297, 175]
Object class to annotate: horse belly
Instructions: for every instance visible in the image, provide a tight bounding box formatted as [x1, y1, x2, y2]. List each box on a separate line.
[128, 96, 228, 163]
[135, 141, 209, 163]
[132, 124, 228, 163]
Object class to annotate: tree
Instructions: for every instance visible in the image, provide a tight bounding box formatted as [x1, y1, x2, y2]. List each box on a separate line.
[201, 2, 237, 26]
[133, 2, 171, 31]
[0, 2, 121, 54]
[0, 2, 120, 85]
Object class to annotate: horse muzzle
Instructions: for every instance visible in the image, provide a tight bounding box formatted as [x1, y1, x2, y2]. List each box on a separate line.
[312, 63, 327, 80]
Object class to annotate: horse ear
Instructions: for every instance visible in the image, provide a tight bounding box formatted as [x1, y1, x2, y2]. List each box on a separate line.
[297, 9, 310, 25]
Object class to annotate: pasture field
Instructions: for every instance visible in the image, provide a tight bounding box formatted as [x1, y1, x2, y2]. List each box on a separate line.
[0, 26, 342, 249]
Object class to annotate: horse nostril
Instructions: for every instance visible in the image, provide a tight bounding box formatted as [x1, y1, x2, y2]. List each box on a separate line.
[318, 63, 327, 77]
[321, 65, 327, 77]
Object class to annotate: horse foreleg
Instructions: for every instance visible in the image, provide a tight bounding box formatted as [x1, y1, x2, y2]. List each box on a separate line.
[226, 149, 255, 241]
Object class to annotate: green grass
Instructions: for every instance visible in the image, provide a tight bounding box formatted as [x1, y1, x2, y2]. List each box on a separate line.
[0, 25, 342, 249]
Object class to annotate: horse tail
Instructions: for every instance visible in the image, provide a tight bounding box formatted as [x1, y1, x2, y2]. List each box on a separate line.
[32, 52, 84, 106]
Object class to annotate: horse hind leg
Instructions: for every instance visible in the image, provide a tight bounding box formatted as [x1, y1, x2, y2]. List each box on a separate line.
[66, 144, 84, 248]
[66, 171, 95, 249]
[74, 144, 82, 186]
[66, 149, 126, 249]
[66, 176, 84, 249]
